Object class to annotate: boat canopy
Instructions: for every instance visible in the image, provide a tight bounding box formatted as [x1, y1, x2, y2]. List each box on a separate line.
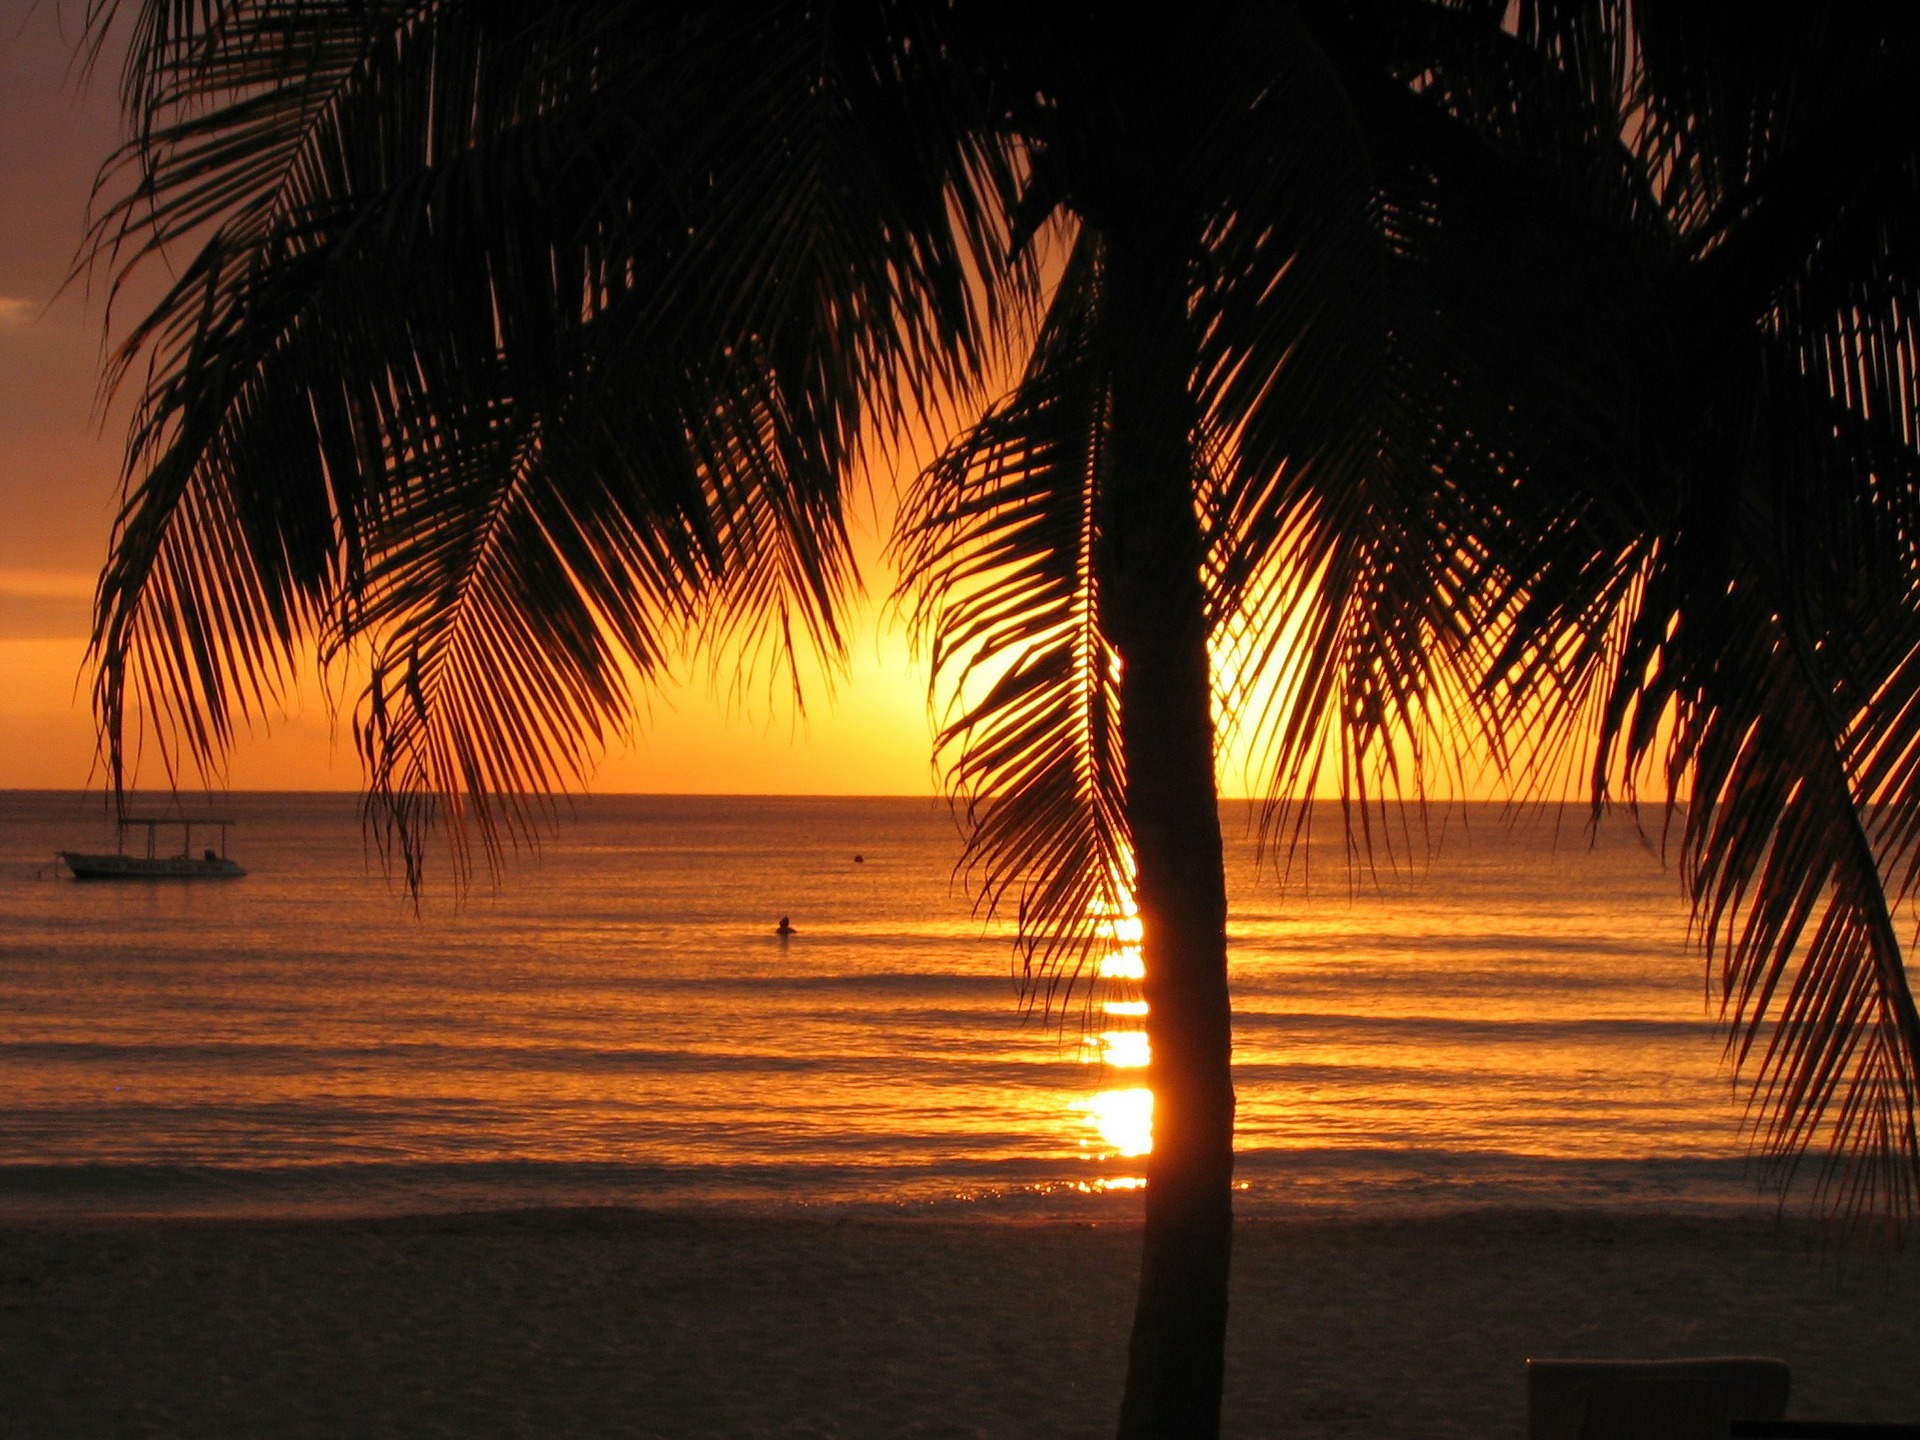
[114, 815, 237, 859]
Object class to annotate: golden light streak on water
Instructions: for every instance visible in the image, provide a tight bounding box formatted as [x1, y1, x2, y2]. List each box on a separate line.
[1078, 876, 1155, 1158]
[1078, 1086, 1155, 1157]
[1096, 1031, 1152, 1068]
[1098, 948, 1144, 980]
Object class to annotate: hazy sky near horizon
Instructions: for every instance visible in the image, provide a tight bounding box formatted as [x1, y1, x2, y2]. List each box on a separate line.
[0, 2, 951, 796]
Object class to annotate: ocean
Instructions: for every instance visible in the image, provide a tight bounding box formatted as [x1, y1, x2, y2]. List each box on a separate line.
[0, 790, 1779, 1220]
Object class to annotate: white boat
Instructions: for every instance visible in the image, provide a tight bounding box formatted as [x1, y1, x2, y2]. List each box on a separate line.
[61, 816, 246, 880]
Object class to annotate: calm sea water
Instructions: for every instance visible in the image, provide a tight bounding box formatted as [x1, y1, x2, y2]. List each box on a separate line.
[0, 791, 1779, 1219]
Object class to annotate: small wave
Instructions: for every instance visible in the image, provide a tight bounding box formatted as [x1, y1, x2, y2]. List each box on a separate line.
[1229, 1010, 1725, 1043]
[0, 1148, 1787, 1224]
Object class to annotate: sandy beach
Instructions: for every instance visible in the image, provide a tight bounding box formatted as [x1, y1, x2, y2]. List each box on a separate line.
[3, 1209, 1917, 1438]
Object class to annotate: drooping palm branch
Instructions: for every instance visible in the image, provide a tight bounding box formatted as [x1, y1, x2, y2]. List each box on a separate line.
[1442, 0, 1920, 1226]
[894, 231, 1131, 1015]
[84, 0, 1028, 883]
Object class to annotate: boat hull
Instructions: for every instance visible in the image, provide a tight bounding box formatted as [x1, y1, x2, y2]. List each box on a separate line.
[61, 852, 247, 880]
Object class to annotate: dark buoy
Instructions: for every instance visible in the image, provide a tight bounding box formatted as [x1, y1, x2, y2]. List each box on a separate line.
[853, 854, 864, 864]
[775, 915, 794, 937]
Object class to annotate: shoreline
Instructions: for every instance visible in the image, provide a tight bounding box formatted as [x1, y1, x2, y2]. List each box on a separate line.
[0, 1146, 1796, 1226]
[6, 1207, 1917, 1438]
[0, 1200, 1865, 1241]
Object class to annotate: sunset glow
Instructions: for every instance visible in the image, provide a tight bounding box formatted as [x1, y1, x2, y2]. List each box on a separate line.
[1076, 879, 1154, 1158]
[1074, 1176, 1147, 1193]
[1097, 949, 1145, 980]
[10, 5, 1919, 1437]
[1093, 1031, 1152, 1069]
[1079, 1087, 1155, 1158]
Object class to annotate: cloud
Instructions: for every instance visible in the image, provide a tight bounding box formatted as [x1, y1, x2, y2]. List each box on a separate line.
[0, 595, 90, 641]
[0, 571, 94, 640]
[0, 570, 94, 600]
[0, 296, 39, 330]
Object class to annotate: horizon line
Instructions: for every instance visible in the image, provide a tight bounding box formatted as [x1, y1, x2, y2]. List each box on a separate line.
[2, 786, 1628, 810]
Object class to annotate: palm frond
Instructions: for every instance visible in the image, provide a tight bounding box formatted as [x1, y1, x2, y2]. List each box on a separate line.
[1463, 3, 1920, 1226]
[84, 0, 1028, 882]
[1222, 6, 1649, 865]
[893, 230, 1128, 1015]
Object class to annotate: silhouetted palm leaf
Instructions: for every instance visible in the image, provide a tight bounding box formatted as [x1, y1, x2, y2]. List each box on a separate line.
[1459, 2, 1920, 1226]
[895, 231, 1128, 1013]
[86, 0, 1025, 881]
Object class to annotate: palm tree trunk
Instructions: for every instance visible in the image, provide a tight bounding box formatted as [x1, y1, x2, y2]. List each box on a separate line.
[1102, 234, 1236, 1440]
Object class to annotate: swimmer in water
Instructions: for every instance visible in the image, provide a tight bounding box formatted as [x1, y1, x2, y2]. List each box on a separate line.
[775, 915, 793, 936]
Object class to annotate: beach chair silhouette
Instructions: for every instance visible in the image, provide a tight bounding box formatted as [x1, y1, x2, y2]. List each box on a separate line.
[1731, 1425, 1920, 1437]
[1527, 1357, 1791, 1440]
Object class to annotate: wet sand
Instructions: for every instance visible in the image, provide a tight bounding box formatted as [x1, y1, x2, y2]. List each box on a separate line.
[4, 1209, 1918, 1438]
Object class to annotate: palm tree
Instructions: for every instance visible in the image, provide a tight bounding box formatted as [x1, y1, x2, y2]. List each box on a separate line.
[79, 2, 1920, 1435]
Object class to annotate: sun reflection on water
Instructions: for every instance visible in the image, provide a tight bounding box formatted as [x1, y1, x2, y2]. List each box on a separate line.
[1078, 885, 1153, 1163]
[1092, 1030, 1152, 1068]
[1078, 1085, 1155, 1157]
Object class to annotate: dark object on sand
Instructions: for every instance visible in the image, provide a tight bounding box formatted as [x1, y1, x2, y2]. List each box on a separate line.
[1734, 1426, 1920, 1438]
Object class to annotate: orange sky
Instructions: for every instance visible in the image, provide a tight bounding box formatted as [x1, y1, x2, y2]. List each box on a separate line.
[0, 7, 945, 794]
